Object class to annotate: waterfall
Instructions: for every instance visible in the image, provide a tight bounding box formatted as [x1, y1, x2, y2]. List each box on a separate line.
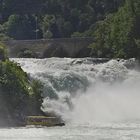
[11, 58, 140, 123]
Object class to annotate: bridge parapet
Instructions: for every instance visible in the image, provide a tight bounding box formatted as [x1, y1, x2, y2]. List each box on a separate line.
[4, 37, 94, 58]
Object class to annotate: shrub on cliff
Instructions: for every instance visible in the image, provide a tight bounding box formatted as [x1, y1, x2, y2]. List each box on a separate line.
[0, 44, 7, 61]
[0, 33, 11, 41]
[27, 80, 44, 116]
[0, 44, 43, 126]
[0, 60, 43, 126]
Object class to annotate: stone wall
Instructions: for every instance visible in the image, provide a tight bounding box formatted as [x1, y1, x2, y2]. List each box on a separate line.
[4, 38, 94, 58]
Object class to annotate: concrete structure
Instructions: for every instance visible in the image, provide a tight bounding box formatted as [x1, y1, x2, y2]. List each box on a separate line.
[4, 38, 94, 58]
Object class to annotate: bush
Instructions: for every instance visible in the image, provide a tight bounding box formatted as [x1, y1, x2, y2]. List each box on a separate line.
[90, 0, 140, 59]
[0, 33, 11, 41]
[17, 48, 37, 58]
[0, 55, 43, 126]
[0, 44, 8, 61]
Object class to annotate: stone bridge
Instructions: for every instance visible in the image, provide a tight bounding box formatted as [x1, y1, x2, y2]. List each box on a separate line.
[4, 38, 94, 58]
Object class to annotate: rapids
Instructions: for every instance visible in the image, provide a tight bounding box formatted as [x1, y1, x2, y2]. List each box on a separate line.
[10, 58, 140, 124]
[3, 58, 139, 140]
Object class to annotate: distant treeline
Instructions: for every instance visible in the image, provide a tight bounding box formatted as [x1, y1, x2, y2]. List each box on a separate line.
[0, 0, 140, 59]
[0, 0, 124, 40]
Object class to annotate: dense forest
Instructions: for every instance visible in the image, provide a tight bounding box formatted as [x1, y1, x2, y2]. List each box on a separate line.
[89, 0, 140, 58]
[0, 0, 140, 58]
[0, 0, 124, 40]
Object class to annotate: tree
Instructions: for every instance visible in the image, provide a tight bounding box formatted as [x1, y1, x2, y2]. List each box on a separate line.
[3, 15, 42, 40]
[90, 0, 140, 58]
[0, 0, 124, 39]
[2, 0, 45, 15]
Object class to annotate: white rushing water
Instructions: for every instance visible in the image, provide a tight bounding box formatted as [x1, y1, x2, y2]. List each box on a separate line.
[3, 57, 140, 140]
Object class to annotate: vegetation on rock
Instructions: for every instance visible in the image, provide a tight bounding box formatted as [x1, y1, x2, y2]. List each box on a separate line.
[0, 44, 43, 126]
[0, 43, 7, 60]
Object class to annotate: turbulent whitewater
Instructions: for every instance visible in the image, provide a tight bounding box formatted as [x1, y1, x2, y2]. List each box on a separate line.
[10, 58, 140, 123]
[4, 58, 140, 139]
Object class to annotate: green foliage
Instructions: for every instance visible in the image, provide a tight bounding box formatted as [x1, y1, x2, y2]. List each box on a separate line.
[1, 0, 45, 15]
[0, 0, 139, 58]
[0, 60, 32, 98]
[2, 15, 41, 40]
[0, 43, 7, 60]
[0, 24, 12, 41]
[31, 80, 43, 101]
[0, 50, 43, 125]
[41, 15, 54, 38]
[90, 0, 140, 58]
[71, 32, 84, 38]
[135, 39, 140, 59]
[27, 80, 43, 115]
[17, 48, 37, 58]
[0, 33, 11, 41]
[0, 60, 31, 123]
[0, 0, 124, 39]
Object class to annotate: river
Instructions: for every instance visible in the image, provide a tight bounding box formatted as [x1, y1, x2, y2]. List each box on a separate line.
[1, 122, 140, 140]
[3, 57, 140, 140]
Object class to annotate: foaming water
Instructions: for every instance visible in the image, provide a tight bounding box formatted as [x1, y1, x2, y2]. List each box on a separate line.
[1, 123, 140, 140]
[70, 80, 140, 123]
[11, 58, 140, 124]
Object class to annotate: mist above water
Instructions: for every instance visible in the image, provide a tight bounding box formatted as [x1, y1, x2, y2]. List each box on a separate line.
[11, 58, 140, 124]
[70, 80, 140, 123]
